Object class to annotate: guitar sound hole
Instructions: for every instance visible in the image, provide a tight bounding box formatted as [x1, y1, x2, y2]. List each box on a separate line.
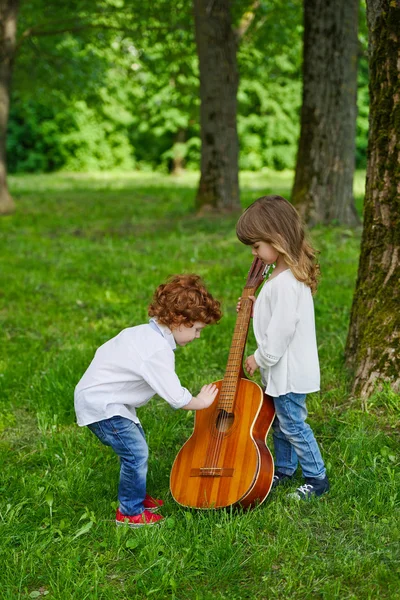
[215, 410, 234, 433]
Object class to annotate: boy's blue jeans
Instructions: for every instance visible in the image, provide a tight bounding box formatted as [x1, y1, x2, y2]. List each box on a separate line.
[87, 416, 148, 516]
[272, 392, 326, 480]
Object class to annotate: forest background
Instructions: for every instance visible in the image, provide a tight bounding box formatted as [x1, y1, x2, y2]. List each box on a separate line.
[7, 0, 368, 176]
[1, 0, 399, 598]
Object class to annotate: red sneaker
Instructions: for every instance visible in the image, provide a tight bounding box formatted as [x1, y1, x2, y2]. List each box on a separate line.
[116, 508, 164, 528]
[143, 493, 164, 512]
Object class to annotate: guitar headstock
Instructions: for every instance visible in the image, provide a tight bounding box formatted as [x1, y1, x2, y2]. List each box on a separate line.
[245, 257, 267, 290]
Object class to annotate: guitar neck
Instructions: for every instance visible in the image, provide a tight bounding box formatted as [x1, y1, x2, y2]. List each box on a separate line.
[218, 285, 257, 411]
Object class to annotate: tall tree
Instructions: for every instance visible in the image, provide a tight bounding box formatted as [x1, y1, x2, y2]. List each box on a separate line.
[193, 0, 241, 211]
[345, 0, 400, 398]
[0, 0, 19, 215]
[291, 0, 360, 226]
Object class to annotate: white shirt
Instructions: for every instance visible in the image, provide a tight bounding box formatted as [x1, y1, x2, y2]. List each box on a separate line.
[253, 269, 320, 397]
[74, 319, 192, 426]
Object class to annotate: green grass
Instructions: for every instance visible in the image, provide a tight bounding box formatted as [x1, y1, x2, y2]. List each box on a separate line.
[0, 169, 399, 599]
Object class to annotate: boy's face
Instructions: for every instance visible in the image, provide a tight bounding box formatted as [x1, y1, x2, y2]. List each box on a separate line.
[171, 321, 206, 347]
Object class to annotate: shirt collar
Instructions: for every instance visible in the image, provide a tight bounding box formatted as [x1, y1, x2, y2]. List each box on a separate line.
[149, 318, 177, 351]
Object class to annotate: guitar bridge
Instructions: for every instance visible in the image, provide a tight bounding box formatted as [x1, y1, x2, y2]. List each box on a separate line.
[190, 467, 234, 478]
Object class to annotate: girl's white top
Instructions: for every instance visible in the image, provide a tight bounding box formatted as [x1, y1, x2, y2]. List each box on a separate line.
[253, 269, 320, 397]
[74, 320, 192, 426]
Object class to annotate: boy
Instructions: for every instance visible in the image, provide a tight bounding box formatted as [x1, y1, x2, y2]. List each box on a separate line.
[74, 274, 222, 527]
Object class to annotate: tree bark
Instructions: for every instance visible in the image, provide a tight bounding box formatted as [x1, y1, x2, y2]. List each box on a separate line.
[193, 0, 240, 211]
[345, 0, 400, 398]
[0, 0, 19, 215]
[291, 0, 360, 226]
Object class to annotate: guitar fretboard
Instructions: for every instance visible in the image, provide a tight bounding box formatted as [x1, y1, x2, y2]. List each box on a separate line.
[217, 286, 257, 411]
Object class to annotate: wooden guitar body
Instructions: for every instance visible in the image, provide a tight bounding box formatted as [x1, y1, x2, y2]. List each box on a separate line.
[170, 378, 275, 509]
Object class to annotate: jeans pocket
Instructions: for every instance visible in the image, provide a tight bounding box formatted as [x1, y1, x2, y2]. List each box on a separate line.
[286, 392, 306, 404]
[109, 416, 134, 436]
[87, 421, 110, 446]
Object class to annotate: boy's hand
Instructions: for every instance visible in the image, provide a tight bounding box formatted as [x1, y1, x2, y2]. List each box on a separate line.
[197, 383, 218, 408]
[183, 383, 219, 410]
[245, 355, 259, 377]
[236, 295, 256, 317]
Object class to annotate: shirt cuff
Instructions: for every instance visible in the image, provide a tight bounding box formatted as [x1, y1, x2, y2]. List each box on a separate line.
[254, 348, 280, 369]
[174, 387, 193, 409]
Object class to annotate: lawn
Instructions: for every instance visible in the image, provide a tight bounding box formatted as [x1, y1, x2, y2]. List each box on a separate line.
[0, 169, 399, 599]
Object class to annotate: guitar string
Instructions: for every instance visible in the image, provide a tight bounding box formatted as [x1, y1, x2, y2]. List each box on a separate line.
[204, 261, 268, 473]
[204, 295, 253, 470]
[211, 294, 254, 469]
[205, 302, 249, 468]
[202, 260, 265, 469]
[205, 294, 253, 470]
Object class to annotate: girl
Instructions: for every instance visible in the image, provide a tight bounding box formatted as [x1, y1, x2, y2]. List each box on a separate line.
[236, 195, 329, 500]
[75, 274, 222, 526]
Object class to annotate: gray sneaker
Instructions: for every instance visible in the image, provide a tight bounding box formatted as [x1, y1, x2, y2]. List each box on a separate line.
[288, 476, 330, 500]
[272, 471, 294, 488]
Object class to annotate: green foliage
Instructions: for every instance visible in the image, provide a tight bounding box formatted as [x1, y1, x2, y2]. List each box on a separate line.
[59, 98, 135, 171]
[238, 71, 301, 171]
[7, 97, 65, 173]
[0, 170, 399, 598]
[6, 0, 370, 174]
[7, 95, 136, 173]
[237, 0, 302, 171]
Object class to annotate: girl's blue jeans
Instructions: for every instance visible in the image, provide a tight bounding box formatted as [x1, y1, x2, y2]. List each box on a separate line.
[87, 415, 148, 516]
[272, 392, 326, 480]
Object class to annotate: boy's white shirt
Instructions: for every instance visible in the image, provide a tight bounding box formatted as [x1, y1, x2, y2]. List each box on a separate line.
[74, 319, 192, 426]
[253, 269, 320, 397]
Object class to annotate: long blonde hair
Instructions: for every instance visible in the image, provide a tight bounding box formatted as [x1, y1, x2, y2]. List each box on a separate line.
[236, 195, 320, 294]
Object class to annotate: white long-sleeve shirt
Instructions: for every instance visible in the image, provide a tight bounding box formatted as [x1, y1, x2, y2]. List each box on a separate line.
[253, 269, 320, 397]
[74, 320, 192, 426]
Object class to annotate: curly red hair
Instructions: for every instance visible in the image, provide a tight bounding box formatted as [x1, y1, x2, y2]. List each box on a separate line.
[148, 274, 222, 328]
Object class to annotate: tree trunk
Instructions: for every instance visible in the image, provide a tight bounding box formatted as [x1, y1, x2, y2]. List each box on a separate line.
[291, 0, 360, 226]
[193, 0, 240, 211]
[345, 0, 400, 399]
[0, 0, 18, 215]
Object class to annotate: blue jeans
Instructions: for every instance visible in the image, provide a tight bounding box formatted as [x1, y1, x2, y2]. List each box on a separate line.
[87, 416, 148, 516]
[272, 392, 326, 480]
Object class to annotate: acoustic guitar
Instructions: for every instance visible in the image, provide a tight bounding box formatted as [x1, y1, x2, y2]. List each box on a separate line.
[170, 258, 275, 509]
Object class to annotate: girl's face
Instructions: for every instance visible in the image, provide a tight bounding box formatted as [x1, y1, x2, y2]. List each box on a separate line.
[171, 321, 206, 347]
[251, 241, 279, 265]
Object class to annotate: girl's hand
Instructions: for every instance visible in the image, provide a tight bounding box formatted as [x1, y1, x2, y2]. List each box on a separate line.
[236, 295, 256, 316]
[245, 355, 259, 377]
